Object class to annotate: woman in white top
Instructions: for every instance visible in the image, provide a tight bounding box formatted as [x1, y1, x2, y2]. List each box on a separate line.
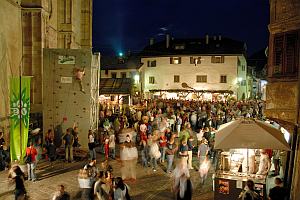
[113, 177, 130, 200]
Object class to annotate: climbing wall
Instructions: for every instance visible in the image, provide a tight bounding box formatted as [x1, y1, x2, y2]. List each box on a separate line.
[43, 49, 100, 148]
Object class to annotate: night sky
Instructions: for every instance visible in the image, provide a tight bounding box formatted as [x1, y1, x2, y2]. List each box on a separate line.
[92, 0, 269, 56]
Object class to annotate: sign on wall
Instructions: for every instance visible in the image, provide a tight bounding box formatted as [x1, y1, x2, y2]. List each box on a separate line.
[61, 76, 73, 83]
[58, 55, 76, 64]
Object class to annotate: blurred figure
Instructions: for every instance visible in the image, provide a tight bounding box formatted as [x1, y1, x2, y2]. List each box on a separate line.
[172, 159, 192, 200]
[52, 185, 70, 200]
[199, 157, 210, 184]
[120, 131, 138, 181]
[8, 165, 26, 200]
[197, 138, 209, 170]
[94, 171, 113, 200]
[113, 177, 131, 200]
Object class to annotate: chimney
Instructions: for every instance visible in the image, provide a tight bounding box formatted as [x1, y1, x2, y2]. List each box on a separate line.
[213, 35, 217, 40]
[205, 34, 209, 44]
[149, 38, 154, 46]
[218, 35, 222, 41]
[166, 34, 170, 48]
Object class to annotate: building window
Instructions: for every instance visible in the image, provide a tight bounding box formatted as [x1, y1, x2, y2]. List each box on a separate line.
[272, 30, 299, 76]
[242, 65, 245, 71]
[147, 60, 156, 67]
[149, 76, 155, 84]
[211, 56, 225, 63]
[111, 72, 117, 78]
[190, 57, 202, 65]
[105, 69, 109, 75]
[241, 80, 246, 86]
[220, 75, 227, 83]
[110, 96, 115, 101]
[237, 58, 241, 66]
[175, 44, 185, 50]
[121, 72, 127, 78]
[174, 75, 180, 83]
[170, 57, 181, 64]
[196, 75, 207, 83]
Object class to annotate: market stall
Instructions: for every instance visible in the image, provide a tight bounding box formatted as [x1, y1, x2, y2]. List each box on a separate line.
[213, 118, 290, 200]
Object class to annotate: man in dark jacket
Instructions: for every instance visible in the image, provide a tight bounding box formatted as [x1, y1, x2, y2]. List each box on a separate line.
[269, 178, 288, 200]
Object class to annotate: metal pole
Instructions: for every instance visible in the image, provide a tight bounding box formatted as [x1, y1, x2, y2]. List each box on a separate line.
[19, 73, 22, 162]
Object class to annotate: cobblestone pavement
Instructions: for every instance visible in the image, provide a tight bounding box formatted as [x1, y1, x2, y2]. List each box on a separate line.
[0, 154, 214, 200]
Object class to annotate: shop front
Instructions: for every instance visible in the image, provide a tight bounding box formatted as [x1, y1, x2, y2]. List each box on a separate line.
[213, 119, 290, 200]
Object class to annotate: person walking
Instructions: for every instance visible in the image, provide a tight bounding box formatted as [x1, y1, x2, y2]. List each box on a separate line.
[113, 177, 131, 200]
[159, 132, 167, 163]
[187, 136, 194, 170]
[197, 138, 209, 171]
[149, 133, 160, 172]
[25, 142, 38, 182]
[172, 159, 192, 200]
[178, 136, 189, 165]
[165, 134, 177, 173]
[52, 185, 70, 200]
[9, 165, 27, 200]
[62, 128, 74, 162]
[109, 132, 116, 159]
[88, 130, 96, 161]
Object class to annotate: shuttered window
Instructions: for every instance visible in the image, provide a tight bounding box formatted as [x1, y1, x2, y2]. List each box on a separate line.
[272, 30, 299, 76]
[196, 75, 207, 83]
[170, 57, 181, 64]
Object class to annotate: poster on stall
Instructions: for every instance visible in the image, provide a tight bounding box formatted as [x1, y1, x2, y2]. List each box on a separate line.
[219, 180, 229, 194]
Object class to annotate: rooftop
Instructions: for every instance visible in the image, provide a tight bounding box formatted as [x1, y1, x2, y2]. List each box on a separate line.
[140, 36, 246, 57]
[101, 54, 142, 70]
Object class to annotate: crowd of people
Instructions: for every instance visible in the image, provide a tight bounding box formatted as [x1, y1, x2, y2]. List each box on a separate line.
[2, 98, 290, 200]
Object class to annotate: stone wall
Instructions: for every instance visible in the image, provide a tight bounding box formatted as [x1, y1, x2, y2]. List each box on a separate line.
[0, 0, 23, 140]
[267, 0, 300, 199]
[265, 81, 298, 124]
[43, 49, 99, 148]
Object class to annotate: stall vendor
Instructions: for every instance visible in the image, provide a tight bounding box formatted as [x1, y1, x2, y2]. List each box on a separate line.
[256, 149, 271, 176]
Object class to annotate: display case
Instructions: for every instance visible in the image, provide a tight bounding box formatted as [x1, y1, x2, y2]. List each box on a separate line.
[214, 149, 267, 200]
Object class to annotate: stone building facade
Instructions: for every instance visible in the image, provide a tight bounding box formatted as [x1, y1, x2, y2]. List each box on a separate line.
[0, 0, 93, 142]
[0, 0, 23, 141]
[21, 0, 93, 113]
[265, 0, 300, 199]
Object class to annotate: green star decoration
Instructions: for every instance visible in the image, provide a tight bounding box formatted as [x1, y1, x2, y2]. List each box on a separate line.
[10, 87, 30, 127]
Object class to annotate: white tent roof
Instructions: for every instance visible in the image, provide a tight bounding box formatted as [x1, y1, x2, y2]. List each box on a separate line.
[214, 119, 291, 150]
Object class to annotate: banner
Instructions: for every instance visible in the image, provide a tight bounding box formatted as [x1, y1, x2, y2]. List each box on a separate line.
[10, 77, 31, 162]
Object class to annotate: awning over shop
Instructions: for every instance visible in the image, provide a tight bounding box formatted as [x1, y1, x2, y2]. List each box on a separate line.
[214, 118, 291, 150]
[149, 89, 233, 94]
[99, 78, 132, 95]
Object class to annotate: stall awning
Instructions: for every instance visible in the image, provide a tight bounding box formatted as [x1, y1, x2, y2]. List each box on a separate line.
[149, 89, 233, 94]
[214, 118, 291, 150]
[99, 78, 132, 95]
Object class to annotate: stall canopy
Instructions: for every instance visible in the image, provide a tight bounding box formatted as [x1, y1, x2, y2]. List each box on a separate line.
[214, 119, 291, 150]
